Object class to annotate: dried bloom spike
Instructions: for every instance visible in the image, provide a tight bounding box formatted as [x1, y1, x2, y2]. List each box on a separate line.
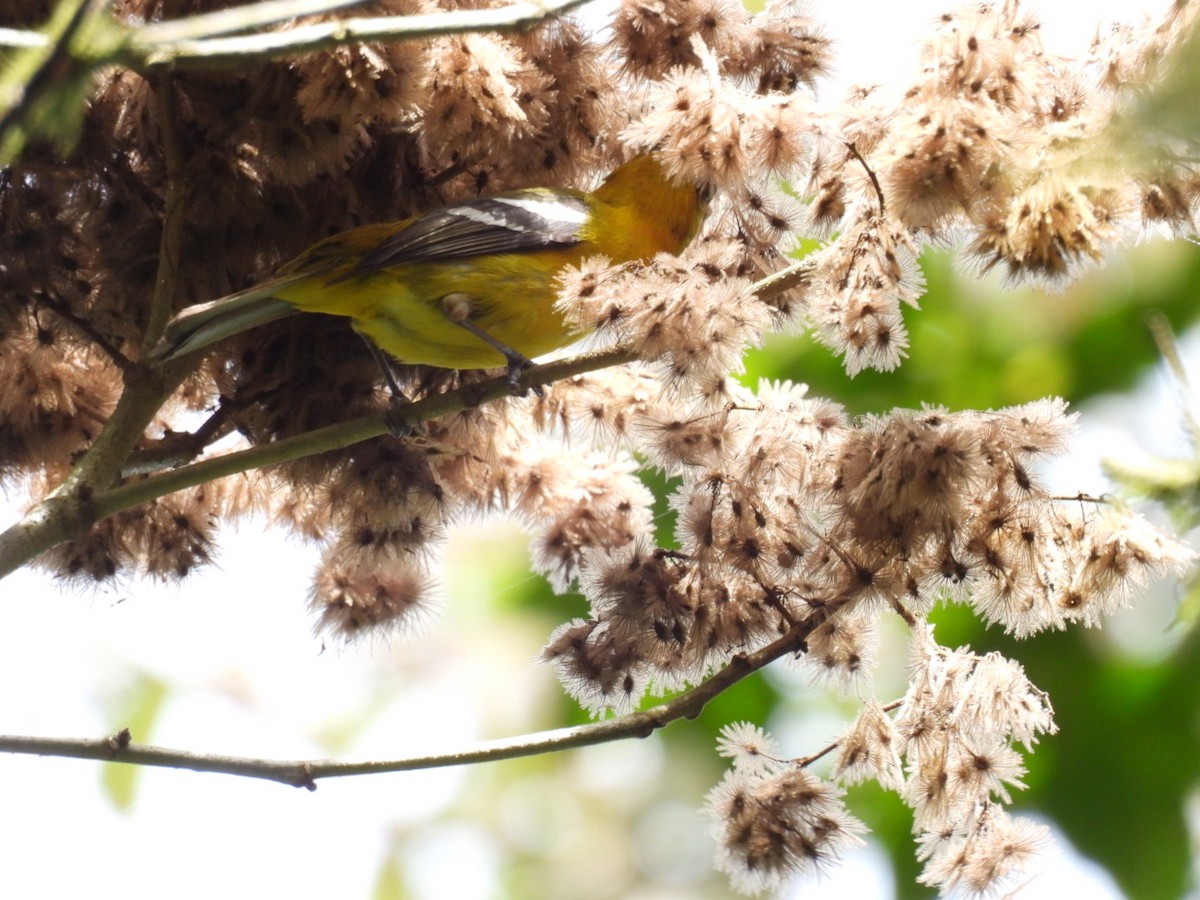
[800, 606, 879, 696]
[742, 7, 832, 94]
[559, 249, 773, 396]
[136, 490, 219, 580]
[1058, 506, 1194, 627]
[968, 177, 1129, 282]
[894, 627, 1056, 834]
[0, 324, 119, 481]
[946, 735, 1027, 809]
[310, 554, 436, 642]
[611, 0, 708, 80]
[526, 366, 665, 447]
[39, 485, 224, 584]
[521, 450, 656, 592]
[716, 722, 782, 774]
[955, 651, 1056, 750]
[39, 515, 127, 582]
[540, 617, 649, 716]
[641, 406, 736, 474]
[706, 754, 866, 895]
[293, 25, 430, 129]
[745, 95, 812, 172]
[885, 107, 1009, 229]
[917, 805, 1049, 895]
[420, 33, 550, 153]
[806, 206, 924, 375]
[832, 701, 904, 790]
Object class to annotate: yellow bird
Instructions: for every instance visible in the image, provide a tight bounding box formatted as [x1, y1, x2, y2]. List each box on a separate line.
[152, 155, 707, 386]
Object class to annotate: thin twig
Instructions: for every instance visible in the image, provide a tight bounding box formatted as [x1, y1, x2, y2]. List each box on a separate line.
[845, 141, 885, 216]
[142, 72, 189, 356]
[0, 618, 819, 787]
[887, 596, 918, 627]
[751, 258, 816, 304]
[426, 158, 471, 189]
[0, 28, 50, 49]
[793, 698, 905, 768]
[0, 0, 373, 49]
[33, 293, 133, 374]
[120, 400, 238, 477]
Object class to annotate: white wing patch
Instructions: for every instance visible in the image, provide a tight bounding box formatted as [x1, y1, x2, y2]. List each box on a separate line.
[495, 197, 590, 228]
[344, 191, 590, 275]
[452, 197, 590, 233]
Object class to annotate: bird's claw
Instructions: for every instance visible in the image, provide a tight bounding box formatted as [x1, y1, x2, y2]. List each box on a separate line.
[505, 357, 543, 398]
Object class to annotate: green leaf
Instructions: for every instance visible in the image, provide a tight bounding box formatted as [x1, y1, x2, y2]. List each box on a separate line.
[100, 673, 167, 811]
[939, 621, 1200, 900]
[371, 856, 410, 900]
[0, 0, 128, 164]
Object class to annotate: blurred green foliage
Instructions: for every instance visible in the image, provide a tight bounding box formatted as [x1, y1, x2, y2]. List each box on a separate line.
[502, 238, 1200, 897]
[0, 0, 128, 164]
[745, 240, 1200, 416]
[748, 240, 1200, 899]
[100, 672, 166, 810]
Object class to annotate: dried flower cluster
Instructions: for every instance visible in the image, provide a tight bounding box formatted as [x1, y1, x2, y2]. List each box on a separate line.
[800, 0, 1200, 369]
[1, 0, 1197, 895]
[708, 629, 1056, 893]
[706, 723, 866, 894]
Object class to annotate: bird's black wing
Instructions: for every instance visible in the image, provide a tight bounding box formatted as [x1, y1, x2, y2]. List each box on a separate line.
[345, 191, 591, 279]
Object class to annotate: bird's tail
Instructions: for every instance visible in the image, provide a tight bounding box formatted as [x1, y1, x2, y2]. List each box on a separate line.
[149, 274, 311, 363]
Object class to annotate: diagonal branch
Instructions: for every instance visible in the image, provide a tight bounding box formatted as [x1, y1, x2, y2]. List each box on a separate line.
[141, 72, 190, 356]
[33, 292, 133, 374]
[132, 0, 597, 68]
[0, 0, 112, 157]
[0, 260, 816, 584]
[0, 67, 196, 582]
[0, 346, 631, 582]
[91, 345, 636, 519]
[0, 617, 819, 788]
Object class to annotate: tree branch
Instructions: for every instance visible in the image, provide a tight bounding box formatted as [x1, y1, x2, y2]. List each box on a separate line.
[0, 27, 46, 49]
[0, 0, 113, 159]
[137, 0, 369, 44]
[120, 401, 238, 477]
[792, 698, 904, 768]
[92, 345, 636, 520]
[0, 618, 818, 788]
[0, 259, 807, 584]
[141, 72, 189, 356]
[0, 0, 598, 70]
[0, 72, 195, 581]
[133, 0, 596, 68]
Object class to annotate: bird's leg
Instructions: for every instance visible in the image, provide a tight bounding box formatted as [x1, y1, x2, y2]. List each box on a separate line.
[362, 336, 416, 437]
[441, 293, 541, 397]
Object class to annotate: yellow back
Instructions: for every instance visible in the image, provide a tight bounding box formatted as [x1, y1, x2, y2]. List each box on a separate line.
[271, 156, 707, 369]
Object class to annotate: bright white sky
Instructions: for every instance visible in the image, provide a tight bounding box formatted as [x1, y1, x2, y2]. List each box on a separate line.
[0, 1, 1182, 898]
